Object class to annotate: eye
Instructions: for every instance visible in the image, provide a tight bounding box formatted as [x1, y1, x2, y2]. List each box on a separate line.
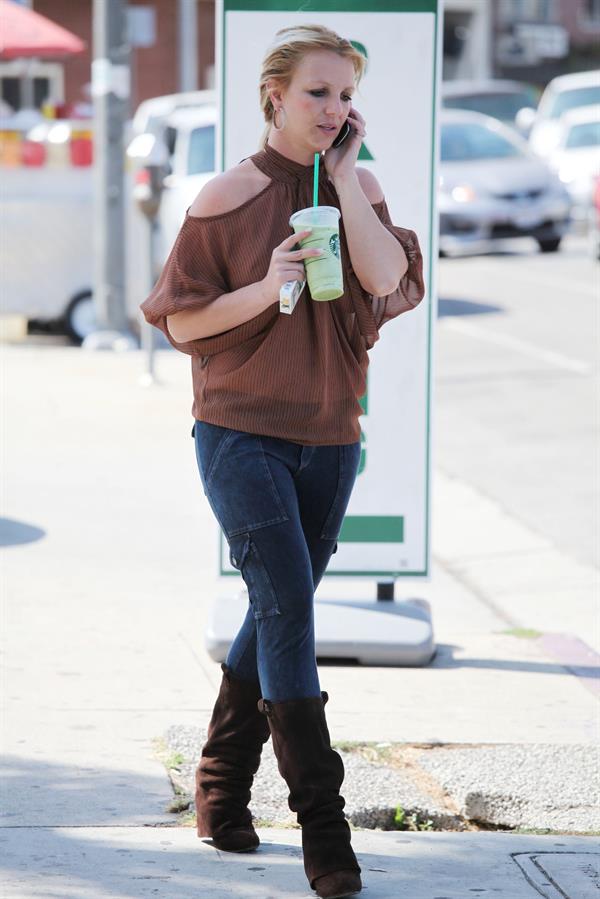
[309, 89, 353, 102]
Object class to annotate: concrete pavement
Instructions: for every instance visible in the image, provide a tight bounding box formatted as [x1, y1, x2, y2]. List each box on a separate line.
[1, 828, 596, 898]
[1, 344, 599, 897]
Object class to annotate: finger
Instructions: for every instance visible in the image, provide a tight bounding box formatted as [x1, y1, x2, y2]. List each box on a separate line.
[279, 261, 307, 275]
[282, 229, 311, 247]
[349, 114, 365, 132]
[282, 268, 305, 282]
[282, 260, 309, 274]
[288, 248, 323, 259]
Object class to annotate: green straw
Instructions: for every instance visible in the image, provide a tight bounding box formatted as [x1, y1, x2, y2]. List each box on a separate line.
[313, 152, 319, 207]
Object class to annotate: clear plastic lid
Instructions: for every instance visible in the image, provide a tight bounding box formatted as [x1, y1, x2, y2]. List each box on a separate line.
[289, 205, 341, 229]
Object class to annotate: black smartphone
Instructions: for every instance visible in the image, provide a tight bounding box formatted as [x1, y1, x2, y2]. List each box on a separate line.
[332, 120, 351, 148]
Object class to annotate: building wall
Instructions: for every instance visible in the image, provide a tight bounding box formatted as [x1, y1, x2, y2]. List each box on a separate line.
[33, 0, 92, 108]
[561, 0, 600, 42]
[493, 0, 600, 83]
[443, 0, 493, 80]
[33, 0, 216, 113]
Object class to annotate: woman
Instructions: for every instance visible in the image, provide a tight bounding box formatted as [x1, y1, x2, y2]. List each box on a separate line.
[141, 23, 424, 899]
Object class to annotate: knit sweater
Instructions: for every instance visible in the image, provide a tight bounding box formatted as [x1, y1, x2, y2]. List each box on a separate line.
[140, 143, 425, 445]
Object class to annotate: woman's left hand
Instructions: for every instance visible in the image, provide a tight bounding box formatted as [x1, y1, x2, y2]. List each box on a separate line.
[323, 106, 367, 183]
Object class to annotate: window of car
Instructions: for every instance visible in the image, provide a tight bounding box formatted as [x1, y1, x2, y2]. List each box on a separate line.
[547, 86, 600, 119]
[443, 89, 537, 122]
[188, 125, 215, 175]
[441, 122, 522, 162]
[565, 120, 600, 149]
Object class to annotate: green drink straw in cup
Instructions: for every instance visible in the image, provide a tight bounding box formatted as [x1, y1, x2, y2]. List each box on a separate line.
[288, 153, 343, 302]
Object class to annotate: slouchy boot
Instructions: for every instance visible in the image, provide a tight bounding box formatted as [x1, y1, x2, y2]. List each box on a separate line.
[258, 693, 362, 899]
[195, 663, 271, 852]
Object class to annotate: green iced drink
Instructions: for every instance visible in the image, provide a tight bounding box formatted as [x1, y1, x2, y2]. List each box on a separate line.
[289, 206, 343, 301]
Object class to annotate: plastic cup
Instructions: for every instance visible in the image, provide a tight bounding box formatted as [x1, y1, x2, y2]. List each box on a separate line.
[289, 206, 343, 301]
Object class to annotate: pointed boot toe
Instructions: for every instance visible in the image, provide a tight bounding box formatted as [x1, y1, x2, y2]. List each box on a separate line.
[209, 827, 260, 853]
[313, 869, 362, 898]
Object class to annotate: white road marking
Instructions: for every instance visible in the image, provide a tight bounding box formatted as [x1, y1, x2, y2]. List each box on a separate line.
[441, 319, 594, 375]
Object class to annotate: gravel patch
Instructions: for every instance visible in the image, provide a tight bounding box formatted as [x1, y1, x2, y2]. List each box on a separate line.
[160, 724, 461, 831]
[159, 727, 599, 834]
[417, 743, 600, 833]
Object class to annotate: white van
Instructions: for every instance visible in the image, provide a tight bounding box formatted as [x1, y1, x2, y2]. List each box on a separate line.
[0, 91, 217, 343]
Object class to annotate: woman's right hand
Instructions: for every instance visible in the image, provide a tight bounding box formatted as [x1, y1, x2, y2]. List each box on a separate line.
[259, 230, 323, 303]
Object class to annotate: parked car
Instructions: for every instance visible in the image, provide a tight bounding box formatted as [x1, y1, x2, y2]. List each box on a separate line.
[439, 109, 572, 256]
[547, 106, 600, 225]
[0, 115, 97, 342]
[129, 89, 216, 145]
[126, 95, 218, 270]
[156, 106, 217, 262]
[518, 70, 600, 160]
[442, 79, 540, 134]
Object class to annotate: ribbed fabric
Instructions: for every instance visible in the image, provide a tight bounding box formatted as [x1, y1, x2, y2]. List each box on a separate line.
[140, 143, 425, 445]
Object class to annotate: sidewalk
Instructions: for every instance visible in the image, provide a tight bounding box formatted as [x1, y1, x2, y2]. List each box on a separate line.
[1, 345, 599, 897]
[1, 828, 596, 898]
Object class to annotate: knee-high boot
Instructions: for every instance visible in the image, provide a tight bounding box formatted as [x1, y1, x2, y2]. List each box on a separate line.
[258, 692, 362, 898]
[195, 663, 271, 852]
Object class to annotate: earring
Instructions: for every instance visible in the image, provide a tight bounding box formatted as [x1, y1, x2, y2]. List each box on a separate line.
[272, 107, 286, 131]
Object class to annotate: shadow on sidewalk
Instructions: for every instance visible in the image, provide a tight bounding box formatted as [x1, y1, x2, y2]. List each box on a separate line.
[0, 749, 435, 898]
[320, 642, 599, 687]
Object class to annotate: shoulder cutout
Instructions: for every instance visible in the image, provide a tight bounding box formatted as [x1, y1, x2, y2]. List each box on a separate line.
[356, 167, 385, 205]
[188, 164, 272, 219]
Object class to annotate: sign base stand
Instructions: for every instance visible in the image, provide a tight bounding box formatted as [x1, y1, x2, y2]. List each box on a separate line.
[205, 589, 435, 667]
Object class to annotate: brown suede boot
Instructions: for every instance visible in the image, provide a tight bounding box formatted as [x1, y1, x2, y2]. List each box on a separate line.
[195, 663, 271, 852]
[258, 692, 362, 898]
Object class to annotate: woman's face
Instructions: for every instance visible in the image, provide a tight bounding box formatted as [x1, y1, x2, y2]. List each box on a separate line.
[268, 50, 356, 159]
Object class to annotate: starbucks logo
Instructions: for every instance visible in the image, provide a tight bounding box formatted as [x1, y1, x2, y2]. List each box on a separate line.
[329, 233, 340, 259]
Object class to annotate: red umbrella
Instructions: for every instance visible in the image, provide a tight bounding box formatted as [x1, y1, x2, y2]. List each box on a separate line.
[0, 0, 86, 59]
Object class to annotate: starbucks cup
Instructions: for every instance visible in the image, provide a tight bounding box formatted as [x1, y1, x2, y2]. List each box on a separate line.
[289, 206, 343, 301]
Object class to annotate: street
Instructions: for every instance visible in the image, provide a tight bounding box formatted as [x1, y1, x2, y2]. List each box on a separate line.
[437, 233, 598, 569]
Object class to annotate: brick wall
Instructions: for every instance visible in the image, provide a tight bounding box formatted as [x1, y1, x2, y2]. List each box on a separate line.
[33, 0, 216, 112]
[560, 0, 600, 43]
[34, 0, 92, 107]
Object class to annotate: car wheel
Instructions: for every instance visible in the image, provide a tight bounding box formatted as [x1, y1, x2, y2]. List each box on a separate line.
[537, 237, 562, 253]
[64, 290, 97, 344]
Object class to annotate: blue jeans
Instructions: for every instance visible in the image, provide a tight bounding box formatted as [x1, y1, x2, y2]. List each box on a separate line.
[192, 421, 361, 702]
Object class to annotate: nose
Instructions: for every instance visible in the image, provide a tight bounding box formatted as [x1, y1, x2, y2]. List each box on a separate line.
[324, 98, 344, 120]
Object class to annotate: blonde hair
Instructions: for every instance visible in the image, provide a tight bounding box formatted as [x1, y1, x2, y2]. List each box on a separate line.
[258, 24, 367, 150]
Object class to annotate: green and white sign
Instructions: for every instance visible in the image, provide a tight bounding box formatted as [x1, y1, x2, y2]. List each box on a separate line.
[217, 0, 440, 578]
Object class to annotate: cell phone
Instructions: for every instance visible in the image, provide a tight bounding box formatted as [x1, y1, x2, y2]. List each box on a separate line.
[332, 120, 351, 148]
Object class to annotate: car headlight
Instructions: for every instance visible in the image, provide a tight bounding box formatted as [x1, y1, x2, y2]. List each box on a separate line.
[451, 185, 477, 203]
[559, 166, 576, 185]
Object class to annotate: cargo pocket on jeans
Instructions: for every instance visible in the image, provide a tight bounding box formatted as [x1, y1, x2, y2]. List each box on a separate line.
[229, 533, 281, 621]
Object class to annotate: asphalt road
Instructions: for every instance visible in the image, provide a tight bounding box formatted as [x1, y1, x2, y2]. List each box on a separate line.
[436, 232, 598, 570]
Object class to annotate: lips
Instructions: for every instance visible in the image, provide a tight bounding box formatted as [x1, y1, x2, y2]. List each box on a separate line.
[318, 124, 337, 133]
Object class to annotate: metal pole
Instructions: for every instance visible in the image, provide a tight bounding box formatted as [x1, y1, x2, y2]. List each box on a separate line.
[92, 0, 130, 334]
[479, 0, 493, 80]
[140, 219, 158, 385]
[21, 58, 35, 110]
[376, 582, 395, 602]
[178, 0, 199, 92]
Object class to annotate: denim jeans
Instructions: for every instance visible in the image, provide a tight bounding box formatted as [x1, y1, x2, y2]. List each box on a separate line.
[192, 420, 361, 702]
